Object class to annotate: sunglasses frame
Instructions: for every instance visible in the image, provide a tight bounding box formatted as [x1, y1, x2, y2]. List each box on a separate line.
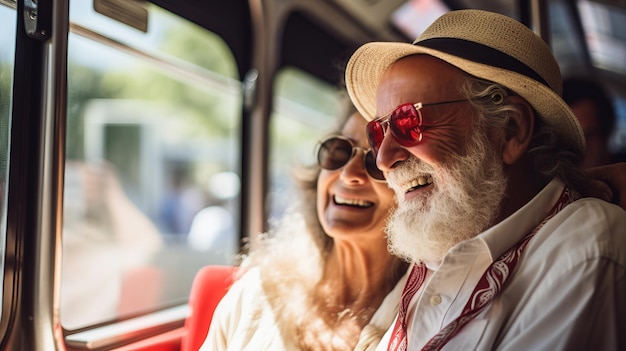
[315, 135, 385, 182]
[367, 99, 469, 156]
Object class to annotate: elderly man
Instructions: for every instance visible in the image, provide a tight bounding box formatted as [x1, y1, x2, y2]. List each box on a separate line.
[345, 9, 626, 351]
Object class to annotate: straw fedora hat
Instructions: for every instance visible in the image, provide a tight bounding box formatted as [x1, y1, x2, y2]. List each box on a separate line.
[345, 9, 585, 155]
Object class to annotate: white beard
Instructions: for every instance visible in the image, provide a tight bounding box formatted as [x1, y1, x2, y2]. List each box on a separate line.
[385, 128, 507, 263]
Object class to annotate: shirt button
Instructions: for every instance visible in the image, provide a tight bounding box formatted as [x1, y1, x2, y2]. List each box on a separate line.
[430, 294, 442, 305]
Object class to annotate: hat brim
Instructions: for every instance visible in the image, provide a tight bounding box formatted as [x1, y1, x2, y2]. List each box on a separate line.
[345, 42, 586, 154]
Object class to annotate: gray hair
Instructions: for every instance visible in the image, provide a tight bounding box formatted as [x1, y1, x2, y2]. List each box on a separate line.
[462, 77, 589, 192]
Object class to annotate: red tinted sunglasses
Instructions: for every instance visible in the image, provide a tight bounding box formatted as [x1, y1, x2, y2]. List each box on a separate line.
[316, 136, 385, 182]
[366, 99, 469, 156]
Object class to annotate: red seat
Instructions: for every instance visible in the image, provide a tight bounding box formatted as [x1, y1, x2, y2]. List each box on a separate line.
[181, 265, 237, 351]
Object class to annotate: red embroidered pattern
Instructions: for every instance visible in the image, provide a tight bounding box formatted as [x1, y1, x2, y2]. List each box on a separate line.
[387, 264, 427, 351]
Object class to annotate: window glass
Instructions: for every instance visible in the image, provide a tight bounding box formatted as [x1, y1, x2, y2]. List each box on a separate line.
[268, 67, 341, 222]
[390, 0, 450, 39]
[69, 0, 235, 76]
[578, 0, 626, 74]
[549, 1, 587, 74]
[0, 2, 16, 316]
[63, 2, 241, 329]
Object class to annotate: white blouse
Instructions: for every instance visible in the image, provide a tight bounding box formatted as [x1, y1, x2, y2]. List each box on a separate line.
[201, 266, 408, 351]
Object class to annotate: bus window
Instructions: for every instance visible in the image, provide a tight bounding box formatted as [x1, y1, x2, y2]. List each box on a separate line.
[0, 2, 16, 317]
[62, 1, 241, 330]
[268, 67, 340, 222]
[549, 0, 588, 72]
[577, 0, 626, 75]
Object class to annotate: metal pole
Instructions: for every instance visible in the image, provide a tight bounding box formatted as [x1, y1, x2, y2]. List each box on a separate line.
[530, 0, 551, 47]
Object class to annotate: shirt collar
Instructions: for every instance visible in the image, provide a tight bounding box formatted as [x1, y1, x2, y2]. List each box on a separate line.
[478, 178, 566, 262]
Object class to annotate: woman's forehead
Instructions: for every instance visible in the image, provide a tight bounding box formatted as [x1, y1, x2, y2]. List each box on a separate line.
[341, 114, 368, 142]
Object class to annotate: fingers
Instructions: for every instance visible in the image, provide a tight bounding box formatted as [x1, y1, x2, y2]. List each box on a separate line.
[582, 180, 613, 203]
[584, 162, 626, 210]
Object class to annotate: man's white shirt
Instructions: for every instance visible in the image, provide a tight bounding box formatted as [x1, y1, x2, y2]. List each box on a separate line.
[376, 178, 626, 350]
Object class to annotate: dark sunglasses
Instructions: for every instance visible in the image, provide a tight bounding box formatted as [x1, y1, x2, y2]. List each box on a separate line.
[316, 136, 385, 182]
[366, 99, 470, 156]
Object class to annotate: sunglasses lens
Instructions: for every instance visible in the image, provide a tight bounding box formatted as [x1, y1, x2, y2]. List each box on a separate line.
[317, 137, 352, 170]
[366, 120, 385, 156]
[390, 104, 423, 147]
[364, 151, 385, 181]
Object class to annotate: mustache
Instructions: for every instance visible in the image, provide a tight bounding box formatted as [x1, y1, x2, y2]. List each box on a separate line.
[386, 157, 435, 187]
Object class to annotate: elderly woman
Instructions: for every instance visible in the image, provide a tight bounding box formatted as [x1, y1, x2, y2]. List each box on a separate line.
[201, 107, 409, 351]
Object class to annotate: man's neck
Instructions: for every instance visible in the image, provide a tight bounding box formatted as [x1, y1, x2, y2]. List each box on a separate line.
[497, 161, 548, 224]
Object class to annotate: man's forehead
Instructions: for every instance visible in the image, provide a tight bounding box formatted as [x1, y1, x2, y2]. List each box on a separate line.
[381, 56, 466, 90]
[375, 56, 466, 113]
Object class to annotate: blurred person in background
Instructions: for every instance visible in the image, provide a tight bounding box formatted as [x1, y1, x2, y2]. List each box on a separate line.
[563, 76, 625, 167]
[62, 160, 163, 329]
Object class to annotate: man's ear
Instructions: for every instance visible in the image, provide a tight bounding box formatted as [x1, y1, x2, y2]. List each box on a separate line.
[501, 96, 534, 165]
